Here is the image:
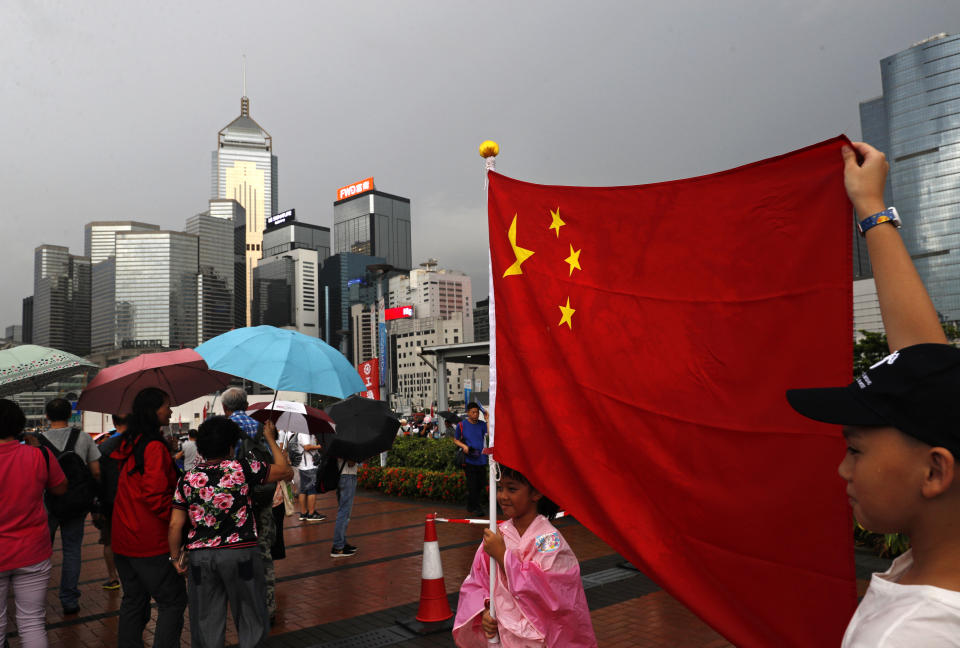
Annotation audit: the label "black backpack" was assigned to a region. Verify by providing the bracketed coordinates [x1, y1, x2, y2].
[96, 433, 125, 519]
[317, 452, 345, 494]
[38, 428, 97, 520]
[286, 433, 303, 469]
[237, 425, 276, 508]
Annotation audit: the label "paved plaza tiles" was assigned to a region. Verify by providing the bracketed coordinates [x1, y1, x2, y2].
[14, 489, 885, 647]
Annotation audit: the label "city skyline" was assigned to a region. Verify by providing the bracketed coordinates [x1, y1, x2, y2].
[2, 2, 958, 328]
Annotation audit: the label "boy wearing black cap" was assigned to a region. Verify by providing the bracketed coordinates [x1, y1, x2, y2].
[787, 142, 960, 646]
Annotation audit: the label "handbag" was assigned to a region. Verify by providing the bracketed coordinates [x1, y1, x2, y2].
[277, 480, 296, 516]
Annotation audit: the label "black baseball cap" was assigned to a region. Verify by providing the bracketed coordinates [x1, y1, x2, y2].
[786, 343, 960, 453]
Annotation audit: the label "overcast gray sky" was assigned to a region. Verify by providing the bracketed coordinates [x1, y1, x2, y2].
[2, 0, 957, 329]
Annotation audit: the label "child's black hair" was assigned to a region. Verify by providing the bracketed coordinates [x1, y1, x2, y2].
[498, 464, 561, 520]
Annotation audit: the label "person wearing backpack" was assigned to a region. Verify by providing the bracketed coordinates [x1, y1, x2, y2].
[109, 388, 186, 648]
[0, 399, 67, 647]
[93, 413, 128, 591]
[37, 397, 100, 616]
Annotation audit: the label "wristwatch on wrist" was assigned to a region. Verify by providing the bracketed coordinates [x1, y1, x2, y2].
[857, 207, 901, 236]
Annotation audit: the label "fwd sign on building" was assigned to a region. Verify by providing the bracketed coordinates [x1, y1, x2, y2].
[337, 177, 374, 201]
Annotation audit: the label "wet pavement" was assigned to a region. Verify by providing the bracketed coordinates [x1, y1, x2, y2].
[13, 488, 883, 647]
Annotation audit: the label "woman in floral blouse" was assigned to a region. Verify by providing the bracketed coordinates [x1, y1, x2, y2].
[168, 416, 292, 648]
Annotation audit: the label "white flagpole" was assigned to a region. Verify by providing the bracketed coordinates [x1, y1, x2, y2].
[479, 140, 500, 645]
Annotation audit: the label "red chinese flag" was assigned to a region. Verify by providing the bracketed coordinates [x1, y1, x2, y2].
[488, 137, 857, 647]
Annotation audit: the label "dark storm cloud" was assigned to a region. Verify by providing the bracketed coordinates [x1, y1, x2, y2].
[1, 0, 956, 326]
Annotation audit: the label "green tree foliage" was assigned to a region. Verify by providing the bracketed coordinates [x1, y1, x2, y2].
[853, 330, 889, 376]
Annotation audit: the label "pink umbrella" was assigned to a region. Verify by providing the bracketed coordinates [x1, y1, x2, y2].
[246, 400, 335, 438]
[78, 349, 233, 415]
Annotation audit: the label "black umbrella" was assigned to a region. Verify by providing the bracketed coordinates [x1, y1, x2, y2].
[438, 411, 461, 425]
[325, 395, 401, 462]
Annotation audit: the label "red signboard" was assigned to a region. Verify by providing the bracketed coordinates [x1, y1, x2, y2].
[384, 305, 414, 321]
[358, 358, 380, 400]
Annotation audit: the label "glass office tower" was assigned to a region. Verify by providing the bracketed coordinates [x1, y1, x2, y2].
[86, 222, 162, 351]
[263, 221, 331, 260]
[85, 222, 160, 264]
[211, 96, 277, 325]
[32, 245, 90, 355]
[317, 252, 385, 358]
[858, 32, 960, 322]
[186, 212, 235, 341]
[334, 190, 412, 271]
[115, 231, 199, 348]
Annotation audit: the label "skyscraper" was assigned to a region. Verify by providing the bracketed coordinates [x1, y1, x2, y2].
[317, 252, 385, 357]
[85, 222, 160, 264]
[211, 93, 277, 325]
[262, 219, 330, 260]
[115, 231, 199, 348]
[91, 257, 117, 352]
[209, 199, 248, 330]
[21, 296, 33, 344]
[87, 222, 162, 352]
[186, 211, 235, 341]
[32, 245, 90, 355]
[857, 32, 960, 322]
[333, 178, 412, 271]
[253, 217, 330, 336]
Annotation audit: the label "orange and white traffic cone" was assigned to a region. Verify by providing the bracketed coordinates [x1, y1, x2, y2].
[415, 513, 453, 622]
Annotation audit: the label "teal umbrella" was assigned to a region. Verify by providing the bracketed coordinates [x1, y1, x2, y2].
[0, 345, 99, 397]
[195, 326, 365, 398]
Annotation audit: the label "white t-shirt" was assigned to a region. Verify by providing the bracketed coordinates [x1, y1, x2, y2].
[842, 549, 960, 647]
[181, 439, 199, 471]
[281, 431, 317, 470]
[338, 458, 358, 475]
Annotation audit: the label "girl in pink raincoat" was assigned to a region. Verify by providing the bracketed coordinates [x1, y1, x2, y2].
[453, 466, 597, 647]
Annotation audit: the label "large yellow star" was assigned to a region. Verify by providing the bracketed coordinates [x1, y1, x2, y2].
[565, 244, 582, 277]
[558, 297, 575, 329]
[503, 214, 535, 278]
[548, 208, 565, 238]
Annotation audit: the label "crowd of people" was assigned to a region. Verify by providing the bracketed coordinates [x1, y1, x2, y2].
[2, 141, 958, 647]
[0, 386, 361, 648]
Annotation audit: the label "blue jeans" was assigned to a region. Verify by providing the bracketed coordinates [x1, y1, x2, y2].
[48, 513, 85, 608]
[333, 473, 357, 549]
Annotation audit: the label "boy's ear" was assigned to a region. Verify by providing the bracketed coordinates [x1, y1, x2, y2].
[921, 447, 956, 498]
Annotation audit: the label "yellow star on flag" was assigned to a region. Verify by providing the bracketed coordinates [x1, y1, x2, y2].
[565, 244, 582, 277]
[503, 214, 535, 278]
[548, 208, 565, 238]
[558, 297, 576, 329]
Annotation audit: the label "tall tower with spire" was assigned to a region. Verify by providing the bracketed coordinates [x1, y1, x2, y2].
[211, 61, 278, 326]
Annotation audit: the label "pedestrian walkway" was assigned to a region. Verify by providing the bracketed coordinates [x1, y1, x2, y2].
[14, 489, 883, 647]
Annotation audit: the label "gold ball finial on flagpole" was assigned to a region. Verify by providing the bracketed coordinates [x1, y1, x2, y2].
[479, 140, 499, 158]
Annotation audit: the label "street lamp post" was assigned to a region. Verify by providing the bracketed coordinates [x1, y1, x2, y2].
[367, 263, 394, 467]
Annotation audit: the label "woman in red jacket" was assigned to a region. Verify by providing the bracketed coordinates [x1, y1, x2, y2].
[110, 387, 187, 648]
